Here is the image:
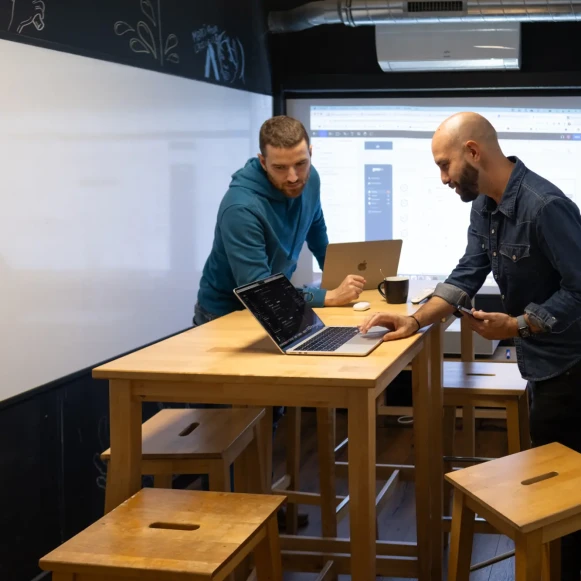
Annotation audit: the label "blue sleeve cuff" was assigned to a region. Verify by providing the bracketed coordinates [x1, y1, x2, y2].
[302, 286, 327, 308]
[433, 282, 474, 317]
[524, 303, 556, 333]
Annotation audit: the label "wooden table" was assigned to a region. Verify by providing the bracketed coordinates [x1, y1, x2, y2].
[93, 290, 448, 581]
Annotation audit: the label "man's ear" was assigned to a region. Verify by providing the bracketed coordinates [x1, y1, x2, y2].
[465, 140, 481, 162]
[309, 145, 313, 157]
[258, 153, 267, 172]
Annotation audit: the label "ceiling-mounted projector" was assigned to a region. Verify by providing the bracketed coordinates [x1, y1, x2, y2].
[375, 22, 521, 72]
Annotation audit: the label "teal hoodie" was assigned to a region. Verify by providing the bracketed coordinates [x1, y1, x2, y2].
[197, 157, 329, 317]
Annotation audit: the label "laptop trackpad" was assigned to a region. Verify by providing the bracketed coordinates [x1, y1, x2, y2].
[330, 326, 385, 355]
[357, 326, 386, 340]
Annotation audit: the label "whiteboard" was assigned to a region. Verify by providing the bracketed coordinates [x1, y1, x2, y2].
[0, 39, 272, 402]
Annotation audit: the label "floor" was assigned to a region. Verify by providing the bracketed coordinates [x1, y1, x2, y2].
[271, 408, 516, 581]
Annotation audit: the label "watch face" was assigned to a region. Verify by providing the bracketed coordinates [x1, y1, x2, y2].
[517, 316, 530, 338]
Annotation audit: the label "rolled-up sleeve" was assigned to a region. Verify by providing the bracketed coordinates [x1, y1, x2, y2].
[525, 197, 581, 333]
[433, 282, 474, 315]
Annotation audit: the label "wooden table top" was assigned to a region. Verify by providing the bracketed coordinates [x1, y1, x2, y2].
[93, 290, 425, 388]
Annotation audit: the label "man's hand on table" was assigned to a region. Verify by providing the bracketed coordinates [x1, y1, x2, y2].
[324, 274, 366, 306]
[358, 312, 420, 342]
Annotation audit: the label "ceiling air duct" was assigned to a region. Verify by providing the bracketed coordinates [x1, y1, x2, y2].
[268, 1, 581, 72]
[268, 0, 581, 33]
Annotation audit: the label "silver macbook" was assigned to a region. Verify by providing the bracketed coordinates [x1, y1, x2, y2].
[321, 239, 403, 291]
[234, 273, 385, 356]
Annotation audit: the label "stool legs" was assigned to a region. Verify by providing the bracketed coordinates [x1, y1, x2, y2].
[245, 424, 266, 494]
[515, 530, 543, 581]
[254, 515, 283, 581]
[448, 489, 555, 581]
[518, 391, 531, 451]
[231, 425, 267, 581]
[506, 401, 524, 455]
[209, 461, 232, 492]
[443, 406, 457, 518]
[542, 539, 561, 581]
[461, 406, 476, 464]
[448, 490, 475, 581]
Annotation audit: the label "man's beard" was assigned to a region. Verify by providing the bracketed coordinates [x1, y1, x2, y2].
[267, 168, 310, 198]
[456, 162, 480, 203]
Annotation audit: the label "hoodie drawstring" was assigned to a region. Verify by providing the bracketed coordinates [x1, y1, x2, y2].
[288, 196, 303, 260]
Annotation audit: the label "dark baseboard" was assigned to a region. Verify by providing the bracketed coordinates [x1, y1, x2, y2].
[0, 325, 197, 581]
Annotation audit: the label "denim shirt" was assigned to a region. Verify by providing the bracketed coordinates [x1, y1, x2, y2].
[434, 157, 581, 381]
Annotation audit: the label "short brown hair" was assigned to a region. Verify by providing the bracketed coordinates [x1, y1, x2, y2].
[259, 116, 310, 156]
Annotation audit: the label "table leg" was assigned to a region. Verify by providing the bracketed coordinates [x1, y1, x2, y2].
[413, 336, 433, 581]
[430, 325, 444, 579]
[347, 390, 376, 581]
[105, 380, 141, 513]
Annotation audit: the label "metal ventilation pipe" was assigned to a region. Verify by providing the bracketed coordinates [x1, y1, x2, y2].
[268, 0, 581, 33]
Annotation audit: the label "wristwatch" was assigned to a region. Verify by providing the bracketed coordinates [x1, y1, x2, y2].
[516, 314, 531, 338]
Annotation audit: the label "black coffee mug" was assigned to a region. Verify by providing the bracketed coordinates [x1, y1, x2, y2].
[377, 276, 409, 304]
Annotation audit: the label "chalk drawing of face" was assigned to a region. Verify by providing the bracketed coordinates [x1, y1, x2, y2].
[215, 31, 245, 84]
[9, 0, 46, 35]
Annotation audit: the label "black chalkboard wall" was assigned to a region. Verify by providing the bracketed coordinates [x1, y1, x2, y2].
[0, 2, 271, 581]
[0, 0, 272, 95]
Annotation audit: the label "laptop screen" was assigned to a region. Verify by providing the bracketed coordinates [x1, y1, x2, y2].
[234, 274, 325, 350]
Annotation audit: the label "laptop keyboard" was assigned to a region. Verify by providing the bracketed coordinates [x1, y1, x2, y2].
[296, 327, 359, 352]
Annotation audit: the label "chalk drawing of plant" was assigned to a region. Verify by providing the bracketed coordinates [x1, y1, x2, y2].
[114, 0, 179, 66]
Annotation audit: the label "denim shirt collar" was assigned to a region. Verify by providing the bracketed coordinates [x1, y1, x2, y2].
[483, 156, 526, 219]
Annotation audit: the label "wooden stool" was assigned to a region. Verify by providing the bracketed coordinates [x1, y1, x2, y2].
[446, 442, 581, 581]
[443, 361, 530, 461]
[443, 362, 530, 519]
[40, 488, 285, 581]
[101, 407, 266, 501]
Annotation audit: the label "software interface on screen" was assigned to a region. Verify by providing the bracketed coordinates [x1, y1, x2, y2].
[288, 99, 581, 288]
[237, 275, 322, 349]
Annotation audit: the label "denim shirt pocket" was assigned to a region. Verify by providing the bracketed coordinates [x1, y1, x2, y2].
[499, 243, 532, 282]
[499, 243, 530, 263]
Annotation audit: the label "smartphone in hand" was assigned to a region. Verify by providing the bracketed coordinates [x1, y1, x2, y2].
[456, 305, 475, 317]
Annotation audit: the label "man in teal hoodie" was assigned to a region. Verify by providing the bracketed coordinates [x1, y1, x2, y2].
[193, 116, 364, 528]
[195, 115, 364, 324]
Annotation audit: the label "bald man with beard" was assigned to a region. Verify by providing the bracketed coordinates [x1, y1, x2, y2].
[360, 112, 581, 581]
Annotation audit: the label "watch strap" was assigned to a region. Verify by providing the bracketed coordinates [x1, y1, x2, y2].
[516, 314, 531, 338]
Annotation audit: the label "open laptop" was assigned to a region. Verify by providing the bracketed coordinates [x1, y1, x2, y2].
[234, 273, 385, 356]
[321, 240, 403, 291]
